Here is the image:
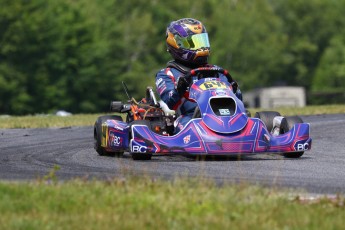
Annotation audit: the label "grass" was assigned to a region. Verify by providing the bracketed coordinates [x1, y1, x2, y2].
[0, 104, 344, 129]
[0, 114, 102, 129]
[0, 176, 344, 230]
[255, 104, 345, 116]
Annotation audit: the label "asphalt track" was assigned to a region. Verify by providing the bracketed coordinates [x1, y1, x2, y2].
[1, 114, 345, 194]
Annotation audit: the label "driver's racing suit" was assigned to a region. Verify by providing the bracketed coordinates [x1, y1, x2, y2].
[155, 60, 242, 133]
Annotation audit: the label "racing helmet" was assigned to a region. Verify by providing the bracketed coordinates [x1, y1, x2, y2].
[166, 18, 210, 65]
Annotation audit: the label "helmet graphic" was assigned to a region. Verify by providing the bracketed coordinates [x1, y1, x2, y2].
[166, 18, 210, 65]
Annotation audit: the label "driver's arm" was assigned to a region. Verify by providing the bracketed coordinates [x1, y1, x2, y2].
[155, 68, 182, 110]
[219, 74, 243, 101]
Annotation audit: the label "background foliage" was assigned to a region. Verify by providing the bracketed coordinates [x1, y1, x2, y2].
[1, 0, 345, 115]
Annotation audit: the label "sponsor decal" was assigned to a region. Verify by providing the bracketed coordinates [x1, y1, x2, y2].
[215, 89, 227, 96]
[101, 124, 108, 147]
[204, 78, 214, 82]
[122, 104, 130, 110]
[109, 131, 122, 147]
[200, 81, 227, 90]
[132, 145, 147, 153]
[294, 140, 310, 151]
[157, 85, 167, 94]
[219, 109, 230, 116]
[186, 24, 202, 33]
[168, 90, 174, 98]
[156, 78, 163, 87]
[183, 135, 191, 144]
[114, 125, 124, 131]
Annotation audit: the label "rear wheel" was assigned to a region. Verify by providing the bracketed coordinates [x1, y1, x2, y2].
[129, 120, 152, 160]
[94, 115, 124, 157]
[254, 111, 281, 132]
[281, 116, 304, 158]
[245, 109, 251, 117]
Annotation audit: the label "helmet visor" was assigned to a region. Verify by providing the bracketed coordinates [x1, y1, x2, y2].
[175, 33, 210, 50]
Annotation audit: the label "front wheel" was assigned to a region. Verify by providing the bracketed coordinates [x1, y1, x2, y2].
[94, 115, 124, 157]
[281, 116, 304, 158]
[129, 120, 152, 160]
[254, 111, 281, 132]
[131, 153, 152, 160]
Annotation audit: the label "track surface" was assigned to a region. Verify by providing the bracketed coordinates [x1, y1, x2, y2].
[1, 114, 345, 194]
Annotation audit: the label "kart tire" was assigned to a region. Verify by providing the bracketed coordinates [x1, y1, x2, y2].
[129, 120, 152, 160]
[281, 116, 304, 158]
[281, 115, 303, 131]
[254, 111, 281, 132]
[94, 115, 124, 157]
[192, 106, 201, 119]
[131, 153, 152, 160]
[245, 109, 251, 117]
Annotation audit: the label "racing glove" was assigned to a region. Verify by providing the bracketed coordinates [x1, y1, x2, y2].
[230, 81, 242, 101]
[176, 76, 190, 96]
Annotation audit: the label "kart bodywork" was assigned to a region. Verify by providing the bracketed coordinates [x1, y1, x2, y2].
[94, 67, 311, 160]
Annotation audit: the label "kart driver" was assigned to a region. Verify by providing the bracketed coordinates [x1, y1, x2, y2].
[155, 18, 242, 133]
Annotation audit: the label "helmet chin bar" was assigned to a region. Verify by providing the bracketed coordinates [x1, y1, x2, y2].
[166, 47, 209, 65]
[192, 56, 208, 65]
[194, 49, 210, 57]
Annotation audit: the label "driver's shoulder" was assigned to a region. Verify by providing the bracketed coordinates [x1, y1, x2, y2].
[156, 66, 183, 77]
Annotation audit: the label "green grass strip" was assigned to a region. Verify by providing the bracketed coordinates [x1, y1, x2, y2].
[1, 105, 345, 129]
[0, 176, 344, 230]
[0, 114, 102, 129]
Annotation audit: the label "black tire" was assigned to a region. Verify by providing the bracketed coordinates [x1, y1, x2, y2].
[192, 106, 201, 119]
[94, 115, 124, 157]
[254, 111, 281, 132]
[245, 109, 251, 117]
[281, 116, 304, 158]
[131, 153, 152, 160]
[129, 120, 152, 160]
[281, 115, 303, 131]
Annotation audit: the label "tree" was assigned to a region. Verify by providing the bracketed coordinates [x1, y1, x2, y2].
[270, 0, 345, 90]
[209, 0, 287, 90]
[312, 36, 345, 92]
[1, 0, 345, 115]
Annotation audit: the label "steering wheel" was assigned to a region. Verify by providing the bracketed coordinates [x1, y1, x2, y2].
[184, 67, 233, 84]
[183, 67, 237, 92]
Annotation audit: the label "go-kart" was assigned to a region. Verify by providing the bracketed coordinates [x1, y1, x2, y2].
[94, 67, 312, 160]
